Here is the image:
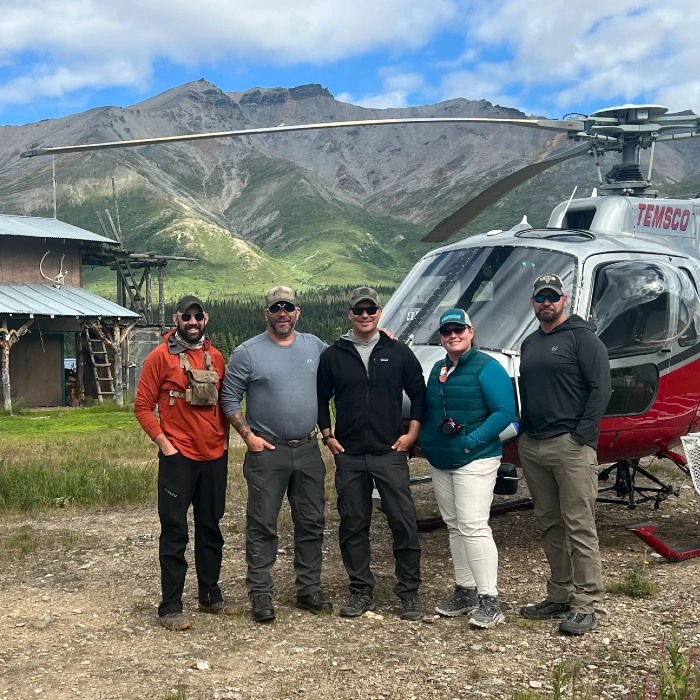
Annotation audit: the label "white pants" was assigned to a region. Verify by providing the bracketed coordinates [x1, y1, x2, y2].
[431, 457, 500, 597]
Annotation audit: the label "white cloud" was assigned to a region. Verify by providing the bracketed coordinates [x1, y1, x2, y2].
[0, 0, 458, 105]
[338, 70, 426, 109]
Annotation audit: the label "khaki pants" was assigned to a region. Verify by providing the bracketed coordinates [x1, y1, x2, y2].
[518, 433, 603, 613]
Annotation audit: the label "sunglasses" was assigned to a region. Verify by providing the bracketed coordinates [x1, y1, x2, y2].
[350, 306, 380, 316]
[267, 301, 297, 314]
[439, 326, 469, 337]
[179, 312, 205, 322]
[533, 293, 563, 304]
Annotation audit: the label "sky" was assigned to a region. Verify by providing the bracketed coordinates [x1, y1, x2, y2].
[0, 0, 698, 126]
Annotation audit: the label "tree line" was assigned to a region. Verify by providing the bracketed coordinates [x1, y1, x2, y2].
[190, 285, 396, 360]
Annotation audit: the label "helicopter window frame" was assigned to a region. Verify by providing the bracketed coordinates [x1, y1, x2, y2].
[603, 363, 659, 418]
[588, 258, 698, 359]
[679, 267, 699, 347]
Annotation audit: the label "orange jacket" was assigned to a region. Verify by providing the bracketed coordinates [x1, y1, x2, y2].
[134, 330, 229, 460]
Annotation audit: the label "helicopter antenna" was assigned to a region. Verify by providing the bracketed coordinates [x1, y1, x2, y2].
[560, 186, 578, 222]
[591, 145, 603, 186]
[647, 138, 657, 182]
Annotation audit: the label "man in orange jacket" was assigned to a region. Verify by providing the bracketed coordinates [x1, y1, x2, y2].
[135, 295, 233, 631]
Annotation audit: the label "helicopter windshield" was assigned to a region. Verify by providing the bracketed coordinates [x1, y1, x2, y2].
[381, 245, 576, 350]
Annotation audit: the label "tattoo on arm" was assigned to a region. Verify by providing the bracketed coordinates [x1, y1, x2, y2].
[230, 412, 251, 439]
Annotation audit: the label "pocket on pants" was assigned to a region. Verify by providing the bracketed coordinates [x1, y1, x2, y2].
[158, 452, 185, 497]
[243, 452, 265, 519]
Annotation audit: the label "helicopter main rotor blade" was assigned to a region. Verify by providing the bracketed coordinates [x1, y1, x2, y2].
[655, 131, 700, 142]
[19, 116, 588, 158]
[420, 144, 591, 243]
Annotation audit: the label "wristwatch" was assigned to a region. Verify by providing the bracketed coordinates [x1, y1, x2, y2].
[322, 434, 334, 444]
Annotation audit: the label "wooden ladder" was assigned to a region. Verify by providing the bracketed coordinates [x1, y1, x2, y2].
[84, 327, 115, 403]
[113, 254, 149, 320]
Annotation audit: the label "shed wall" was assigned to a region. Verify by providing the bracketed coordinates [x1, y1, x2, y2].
[0, 239, 83, 285]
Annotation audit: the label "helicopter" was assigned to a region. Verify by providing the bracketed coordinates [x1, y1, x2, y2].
[20, 102, 700, 560]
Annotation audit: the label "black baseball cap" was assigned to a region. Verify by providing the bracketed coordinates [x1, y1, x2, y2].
[532, 274, 565, 296]
[174, 295, 206, 314]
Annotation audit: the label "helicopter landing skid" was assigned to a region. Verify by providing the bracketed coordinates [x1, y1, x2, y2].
[597, 459, 681, 510]
[626, 523, 700, 561]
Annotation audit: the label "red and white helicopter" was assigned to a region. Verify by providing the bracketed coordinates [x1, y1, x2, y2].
[21, 103, 700, 559]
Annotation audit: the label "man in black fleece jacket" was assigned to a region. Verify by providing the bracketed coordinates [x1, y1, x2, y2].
[317, 287, 426, 621]
[518, 274, 611, 636]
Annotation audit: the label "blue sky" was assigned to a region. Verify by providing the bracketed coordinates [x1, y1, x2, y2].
[0, 0, 697, 126]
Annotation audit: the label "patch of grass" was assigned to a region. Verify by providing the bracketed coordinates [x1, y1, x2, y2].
[2, 525, 38, 554]
[164, 689, 188, 700]
[607, 565, 659, 598]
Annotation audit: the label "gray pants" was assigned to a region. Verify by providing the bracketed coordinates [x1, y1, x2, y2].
[518, 433, 603, 614]
[243, 440, 326, 597]
[335, 451, 421, 599]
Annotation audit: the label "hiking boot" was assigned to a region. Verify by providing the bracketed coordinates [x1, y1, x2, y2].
[435, 584, 478, 617]
[159, 612, 192, 631]
[339, 588, 375, 617]
[296, 591, 333, 614]
[559, 612, 597, 635]
[400, 596, 423, 621]
[198, 600, 239, 616]
[469, 595, 506, 628]
[520, 599, 571, 620]
[251, 593, 275, 623]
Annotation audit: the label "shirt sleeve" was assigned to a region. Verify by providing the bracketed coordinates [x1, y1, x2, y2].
[219, 343, 252, 418]
[134, 348, 164, 441]
[316, 348, 334, 431]
[464, 361, 516, 450]
[402, 345, 427, 423]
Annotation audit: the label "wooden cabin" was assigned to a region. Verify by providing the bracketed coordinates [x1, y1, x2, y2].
[0, 214, 139, 410]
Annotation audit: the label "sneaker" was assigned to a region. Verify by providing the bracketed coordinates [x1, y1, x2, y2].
[469, 595, 506, 629]
[159, 612, 192, 631]
[251, 593, 275, 623]
[559, 612, 597, 635]
[400, 596, 423, 621]
[435, 585, 478, 617]
[520, 599, 571, 620]
[296, 591, 333, 614]
[339, 588, 376, 618]
[198, 600, 239, 616]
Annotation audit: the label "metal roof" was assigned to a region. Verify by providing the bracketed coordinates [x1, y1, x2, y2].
[0, 284, 140, 319]
[0, 214, 115, 244]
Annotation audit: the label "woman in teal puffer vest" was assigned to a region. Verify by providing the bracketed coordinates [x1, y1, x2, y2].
[418, 308, 515, 629]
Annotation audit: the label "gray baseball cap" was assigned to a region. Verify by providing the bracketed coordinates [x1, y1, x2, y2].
[348, 286, 381, 307]
[266, 285, 297, 307]
[532, 274, 565, 296]
[175, 295, 206, 314]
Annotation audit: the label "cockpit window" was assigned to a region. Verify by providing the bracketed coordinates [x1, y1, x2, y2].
[381, 246, 576, 351]
[591, 261, 700, 357]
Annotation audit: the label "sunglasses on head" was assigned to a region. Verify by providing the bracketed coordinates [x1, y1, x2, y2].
[267, 301, 297, 314]
[439, 325, 469, 337]
[350, 305, 380, 316]
[179, 312, 205, 322]
[533, 293, 563, 304]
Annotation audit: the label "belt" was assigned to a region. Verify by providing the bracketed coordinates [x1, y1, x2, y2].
[168, 390, 186, 406]
[252, 430, 317, 448]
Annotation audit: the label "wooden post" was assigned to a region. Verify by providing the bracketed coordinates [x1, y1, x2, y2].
[158, 266, 165, 328]
[76, 331, 85, 405]
[145, 266, 153, 324]
[113, 327, 123, 407]
[1, 319, 11, 413]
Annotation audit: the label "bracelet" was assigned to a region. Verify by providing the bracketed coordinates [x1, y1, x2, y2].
[322, 434, 334, 444]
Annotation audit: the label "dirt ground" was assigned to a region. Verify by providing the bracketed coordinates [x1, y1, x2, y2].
[1, 455, 699, 700]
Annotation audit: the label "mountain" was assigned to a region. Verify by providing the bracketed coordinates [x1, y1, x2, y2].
[2, 79, 700, 300]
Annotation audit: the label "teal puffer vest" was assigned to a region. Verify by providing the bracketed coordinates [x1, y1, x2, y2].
[418, 347, 501, 470]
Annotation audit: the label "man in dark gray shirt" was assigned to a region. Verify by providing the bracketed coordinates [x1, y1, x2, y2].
[220, 286, 330, 623]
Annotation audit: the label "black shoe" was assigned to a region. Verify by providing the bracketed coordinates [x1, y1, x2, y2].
[435, 584, 478, 617]
[400, 596, 423, 621]
[520, 599, 571, 620]
[339, 588, 375, 618]
[251, 593, 275, 623]
[559, 612, 597, 635]
[469, 595, 506, 629]
[296, 591, 333, 614]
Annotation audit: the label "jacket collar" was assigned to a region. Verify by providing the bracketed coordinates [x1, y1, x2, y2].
[336, 329, 393, 351]
[443, 345, 477, 369]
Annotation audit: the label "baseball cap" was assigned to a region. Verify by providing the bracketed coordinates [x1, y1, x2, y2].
[532, 274, 565, 296]
[266, 285, 297, 307]
[439, 308, 472, 330]
[175, 295, 206, 315]
[349, 286, 381, 307]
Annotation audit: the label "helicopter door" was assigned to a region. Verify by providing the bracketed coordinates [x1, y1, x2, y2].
[585, 258, 700, 454]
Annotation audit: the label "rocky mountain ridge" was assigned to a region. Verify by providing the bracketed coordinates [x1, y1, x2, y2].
[1, 79, 699, 298]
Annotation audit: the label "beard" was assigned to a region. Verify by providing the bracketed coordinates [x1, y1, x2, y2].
[176, 324, 205, 343]
[535, 306, 563, 323]
[267, 315, 297, 338]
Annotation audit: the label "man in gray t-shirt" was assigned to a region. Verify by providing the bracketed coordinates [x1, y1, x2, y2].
[220, 285, 330, 623]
